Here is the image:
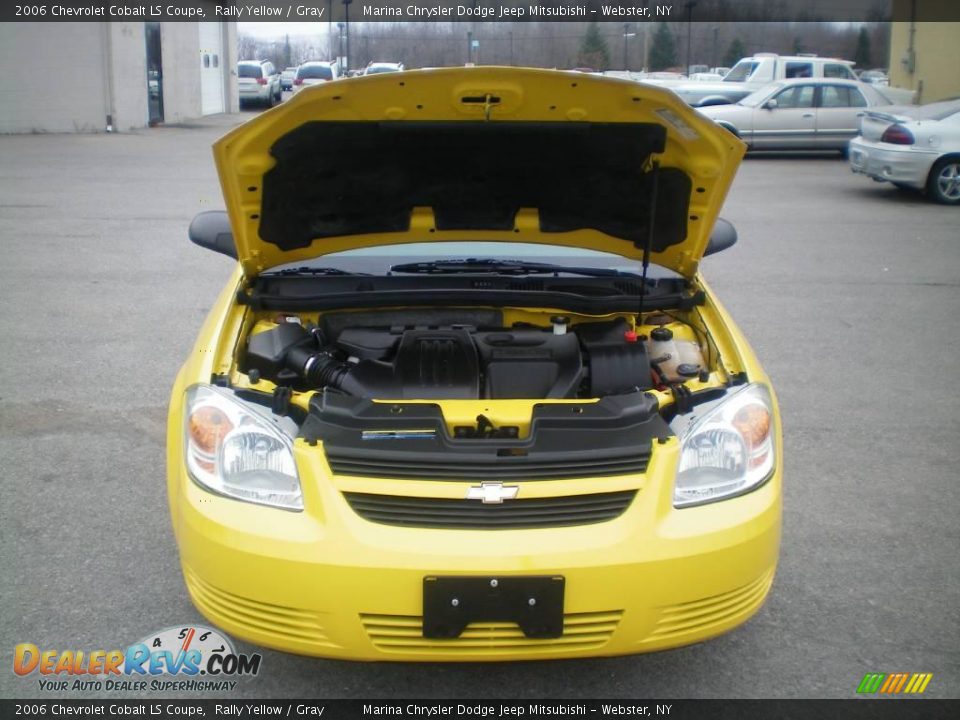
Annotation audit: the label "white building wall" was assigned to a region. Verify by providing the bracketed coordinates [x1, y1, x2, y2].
[0, 23, 107, 133]
[106, 23, 149, 132]
[160, 22, 203, 124]
[0, 21, 236, 134]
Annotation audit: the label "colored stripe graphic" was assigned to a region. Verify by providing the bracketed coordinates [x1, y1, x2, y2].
[857, 672, 932, 694]
[880, 673, 908, 693]
[857, 673, 885, 693]
[903, 673, 933, 694]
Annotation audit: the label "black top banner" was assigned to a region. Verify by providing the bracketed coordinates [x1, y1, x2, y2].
[5, 0, 960, 23]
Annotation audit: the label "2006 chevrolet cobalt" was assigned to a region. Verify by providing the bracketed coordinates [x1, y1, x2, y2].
[168, 67, 781, 660]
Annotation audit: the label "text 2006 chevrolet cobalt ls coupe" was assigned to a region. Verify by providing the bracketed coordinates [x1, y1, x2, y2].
[168, 67, 781, 661]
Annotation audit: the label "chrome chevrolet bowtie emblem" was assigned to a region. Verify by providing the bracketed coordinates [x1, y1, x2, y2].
[466, 481, 519, 504]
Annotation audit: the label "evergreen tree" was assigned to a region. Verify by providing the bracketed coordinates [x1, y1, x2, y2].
[578, 21, 610, 70]
[854, 27, 872, 68]
[723, 38, 746, 68]
[648, 23, 677, 71]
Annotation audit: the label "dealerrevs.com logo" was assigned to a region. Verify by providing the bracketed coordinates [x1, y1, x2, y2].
[857, 672, 934, 695]
[13, 625, 261, 692]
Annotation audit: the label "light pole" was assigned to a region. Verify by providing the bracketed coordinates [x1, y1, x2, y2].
[337, 22, 344, 73]
[326, 0, 332, 60]
[467, 30, 473, 65]
[342, 0, 352, 73]
[684, 1, 697, 76]
[623, 23, 636, 71]
[712, 26, 719, 69]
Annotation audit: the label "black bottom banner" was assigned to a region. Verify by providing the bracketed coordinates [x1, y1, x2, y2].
[2, 699, 958, 720]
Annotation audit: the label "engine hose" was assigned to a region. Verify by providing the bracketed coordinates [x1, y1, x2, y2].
[296, 350, 352, 388]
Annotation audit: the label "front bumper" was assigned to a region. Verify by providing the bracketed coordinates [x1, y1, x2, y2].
[849, 137, 938, 190]
[168, 430, 781, 661]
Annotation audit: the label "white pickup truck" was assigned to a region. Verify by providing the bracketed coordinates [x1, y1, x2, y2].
[648, 54, 915, 107]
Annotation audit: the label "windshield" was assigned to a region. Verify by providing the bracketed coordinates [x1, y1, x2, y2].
[738, 83, 783, 107]
[724, 61, 758, 82]
[366, 65, 399, 74]
[268, 242, 678, 278]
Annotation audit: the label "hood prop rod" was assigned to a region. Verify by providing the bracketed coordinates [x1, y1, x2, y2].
[637, 160, 660, 327]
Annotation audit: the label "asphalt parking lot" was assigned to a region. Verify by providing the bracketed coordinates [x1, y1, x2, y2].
[1, 111, 958, 700]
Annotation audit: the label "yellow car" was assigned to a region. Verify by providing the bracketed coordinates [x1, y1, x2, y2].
[168, 67, 781, 661]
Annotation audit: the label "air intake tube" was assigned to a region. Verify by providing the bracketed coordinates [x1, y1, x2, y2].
[242, 322, 398, 395]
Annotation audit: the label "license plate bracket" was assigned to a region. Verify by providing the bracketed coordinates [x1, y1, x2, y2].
[422, 575, 564, 639]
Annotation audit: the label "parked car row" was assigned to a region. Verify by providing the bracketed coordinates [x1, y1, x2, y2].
[689, 76, 959, 205]
[240, 60, 406, 106]
[645, 54, 914, 108]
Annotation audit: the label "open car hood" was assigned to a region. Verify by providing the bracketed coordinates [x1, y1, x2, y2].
[214, 67, 745, 279]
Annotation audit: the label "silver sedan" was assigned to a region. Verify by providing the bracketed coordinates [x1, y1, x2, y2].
[849, 99, 960, 205]
[697, 79, 894, 151]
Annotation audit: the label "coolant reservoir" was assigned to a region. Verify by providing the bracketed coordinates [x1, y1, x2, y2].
[648, 327, 678, 378]
[646, 326, 705, 382]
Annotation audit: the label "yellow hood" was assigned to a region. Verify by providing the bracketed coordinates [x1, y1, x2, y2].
[213, 67, 745, 279]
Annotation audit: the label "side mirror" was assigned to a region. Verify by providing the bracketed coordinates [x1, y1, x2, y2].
[188, 211, 236, 259]
[763, 98, 778, 110]
[704, 218, 738, 257]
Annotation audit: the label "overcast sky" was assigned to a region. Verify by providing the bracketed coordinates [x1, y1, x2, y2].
[241, 22, 333, 40]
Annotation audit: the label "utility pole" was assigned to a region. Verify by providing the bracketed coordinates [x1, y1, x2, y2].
[712, 26, 719, 69]
[326, 0, 332, 60]
[342, 0, 352, 73]
[684, 2, 697, 75]
[623, 23, 636, 71]
[623, 24, 628, 71]
[509, 31, 514, 66]
[467, 30, 473, 64]
[642, 22, 651, 72]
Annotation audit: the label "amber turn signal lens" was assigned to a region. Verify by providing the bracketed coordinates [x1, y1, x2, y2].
[732, 404, 771, 448]
[188, 406, 234, 455]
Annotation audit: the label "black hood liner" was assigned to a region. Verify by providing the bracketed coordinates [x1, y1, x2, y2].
[259, 121, 691, 252]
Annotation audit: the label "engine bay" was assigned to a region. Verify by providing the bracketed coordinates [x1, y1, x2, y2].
[239, 309, 709, 401]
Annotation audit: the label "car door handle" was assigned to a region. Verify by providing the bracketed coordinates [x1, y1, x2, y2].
[856, 112, 865, 117]
[802, 113, 814, 118]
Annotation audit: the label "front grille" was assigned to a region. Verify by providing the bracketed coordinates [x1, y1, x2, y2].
[361, 611, 622, 655]
[343, 490, 637, 529]
[326, 453, 650, 481]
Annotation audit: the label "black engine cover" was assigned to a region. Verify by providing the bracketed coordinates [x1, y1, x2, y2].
[393, 329, 480, 399]
[473, 330, 583, 399]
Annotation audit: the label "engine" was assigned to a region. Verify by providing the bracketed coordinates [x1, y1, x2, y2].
[241, 315, 652, 400]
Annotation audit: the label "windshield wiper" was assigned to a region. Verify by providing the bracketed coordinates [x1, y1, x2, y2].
[261, 266, 371, 277]
[389, 258, 641, 279]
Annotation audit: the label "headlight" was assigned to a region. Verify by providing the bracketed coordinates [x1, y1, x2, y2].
[184, 384, 302, 511]
[674, 383, 775, 508]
